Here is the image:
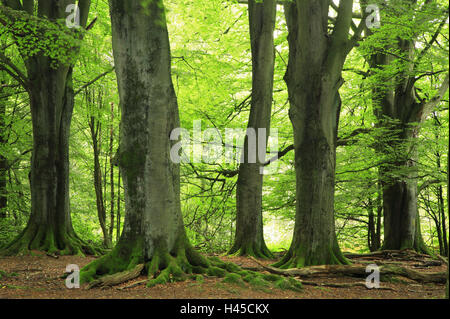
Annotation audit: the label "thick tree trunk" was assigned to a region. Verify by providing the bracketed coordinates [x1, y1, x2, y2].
[381, 174, 428, 253]
[273, 0, 353, 268]
[3, 67, 93, 255]
[228, 0, 276, 259]
[1, 0, 94, 256]
[81, 0, 211, 285]
[374, 116, 429, 253]
[366, 31, 448, 254]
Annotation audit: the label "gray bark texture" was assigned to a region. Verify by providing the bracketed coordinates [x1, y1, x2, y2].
[229, 0, 276, 259]
[1, 0, 95, 255]
[273, 0, 355, 268]
[81, 0, 211, 285]
[368, 33, 449, 253]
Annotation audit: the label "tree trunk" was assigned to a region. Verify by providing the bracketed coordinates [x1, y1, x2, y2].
[368, 59, 422, 252]
[116, 170, 121, 242]
[81, 0, 212, 285]
[3, 67, 93, 255]
[273, 0, 353, 268]
[228, 0, 276, 259]
[1, 0, 94, 256]
[0, 79, 7, 219]
[446, 140, 449, 297]
[108, 102, 115, 244]
[89, 112, 111, 248]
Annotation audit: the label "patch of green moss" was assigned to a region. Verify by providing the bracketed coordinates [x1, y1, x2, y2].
[238, 270, 252, 277]
[189, 274, 204, 283]
[222, 273, 245, 287]
[206, 266, 226, 278]
[262, 273, 280, 282]
[274, 277, 303, 292]
[224, 262, 241, 273]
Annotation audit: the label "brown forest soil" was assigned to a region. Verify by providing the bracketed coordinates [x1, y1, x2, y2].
[0, 252, 447, 299]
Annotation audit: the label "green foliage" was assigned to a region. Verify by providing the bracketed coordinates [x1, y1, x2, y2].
[0, 0, 448, 259]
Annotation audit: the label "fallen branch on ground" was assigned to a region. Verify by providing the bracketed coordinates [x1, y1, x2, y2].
[300, 280, 395, 290]
[87, 264, 144, 289]
[249, 257, 447, 284]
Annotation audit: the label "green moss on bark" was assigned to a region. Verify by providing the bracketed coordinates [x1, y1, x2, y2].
[0, 225, 98, 257]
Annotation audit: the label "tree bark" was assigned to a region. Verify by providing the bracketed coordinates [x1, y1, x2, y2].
[1, 1, 95, 255]
[273, 0, 354, 268]
[0, 74, 7, 219]
[228, 0, 276, 259]
[89, 107, 111, 248]
[81, 0, 212, 285]
[108, 102, 115, 244]
[368, 42, 448, 253]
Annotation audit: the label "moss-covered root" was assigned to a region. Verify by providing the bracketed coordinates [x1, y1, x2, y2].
[0, 227, 100, 257]
[80, 238, 212, 288]
[228, 242, 274, 259]
[272, 243, 350, 269]
[81, 240, 302, 292]
[209, 256, 303, 292]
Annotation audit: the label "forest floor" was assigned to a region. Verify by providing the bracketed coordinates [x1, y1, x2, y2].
[0, 251, 447, 299]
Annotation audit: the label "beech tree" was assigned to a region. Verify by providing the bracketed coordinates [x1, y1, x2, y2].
[228, 0, 276, 259]
[363, 0, 449, 252]
[81, 0, 227, 284]
[80, 0, 303, 291]
[0, 0, 95, 255]
[274, 0, 363, 268]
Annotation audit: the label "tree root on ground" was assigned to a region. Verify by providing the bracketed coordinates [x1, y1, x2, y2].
[300, 281, 395, 290]
[81, 241, 303, 292]
[250, 257, 447, 284]
[1, 228, 101, 257]
[344, 249, 431, 260]
[88, 264, 145, 289]
[227, 242, 274, 259]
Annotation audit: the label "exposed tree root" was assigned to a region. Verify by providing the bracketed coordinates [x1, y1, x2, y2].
[251, 257, 447, 284]
[300, 280, 395, 290]
[0, 227, 100, 256]
[272, 241, 350, 268]
[228, 241, 274, 259]
[80, 238, 303, 291]
[344, 249, 431, 259]
[88, 264, 144, 289]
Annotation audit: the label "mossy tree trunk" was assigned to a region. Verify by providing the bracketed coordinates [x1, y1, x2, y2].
[273, 0, 356, 268]
[367, 36, 449, 253]
[229, 0, 276, 259]
[81, 0, 213, 285]
[1, 0, 94, 255]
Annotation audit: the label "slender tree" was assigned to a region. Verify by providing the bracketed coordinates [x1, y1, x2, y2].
[87, 89, 111, 248]
[0, 72, 7, 219]
[273, 0, 363, 268]
[0, 0, 95, 255]
[228, 0, 276, 259]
